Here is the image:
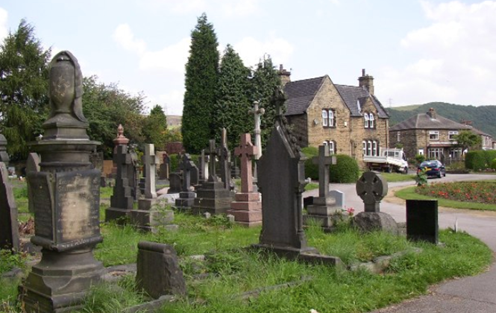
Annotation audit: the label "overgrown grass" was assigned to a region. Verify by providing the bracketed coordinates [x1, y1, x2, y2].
[396, 186, 496, 211]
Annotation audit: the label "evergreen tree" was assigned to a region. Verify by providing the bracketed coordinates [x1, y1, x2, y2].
[143, 104, 168, 150]
[249, 56, 281, 150]
[0, 20, 51, 160]
[214, 44, 251, 150]
[182, 13, 219, 153]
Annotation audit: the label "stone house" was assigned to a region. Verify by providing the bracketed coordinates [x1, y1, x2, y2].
[389, 108, 493, 162]
[281, 67, 389, 167]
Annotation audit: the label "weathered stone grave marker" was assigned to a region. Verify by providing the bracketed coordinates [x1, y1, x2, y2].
[0, 162, 19, 252]
[303, 145, 341, 231]
[159, 152, 170, 180]
[0, 134, 9, 164]
[227, 133, 262, 227]
[218, 128, 232, 191]
[175, 153, 197, 209]
[192, 139, 232, 215]
[26, 152, 41, 214]
[136, 241, 186, 299]
[22, 50, 103, 312]
[167, 171, 181, 194]
[406, 199, 438, 244]
[354, 171, 398, 234]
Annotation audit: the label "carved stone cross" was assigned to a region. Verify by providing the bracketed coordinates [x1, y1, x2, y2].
[249, 101, 265, 160]
[356, 171, 388, 212]
[235, 133, 258, 193]
[206, 139, 218, 182]
[142, 144, 158, 199]
[179, 153, 195, 192]
[312, 145, 334, 198]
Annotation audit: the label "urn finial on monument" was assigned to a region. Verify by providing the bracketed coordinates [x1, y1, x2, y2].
[42, 50, 89, 140]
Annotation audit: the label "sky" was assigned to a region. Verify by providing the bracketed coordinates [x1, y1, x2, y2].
[2, 0, 496, 116]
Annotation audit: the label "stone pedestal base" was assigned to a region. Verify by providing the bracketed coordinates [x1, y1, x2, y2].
[21, 249, 103, 313]
[227, 192, 262, 227]
[304, 197, 343, 231]
[192, 181, 232, 215]
[353, 212, 398, 234]
[130, 199, 175, 233]
[174, 191, 196, 210]
[104, 207, 132, 224]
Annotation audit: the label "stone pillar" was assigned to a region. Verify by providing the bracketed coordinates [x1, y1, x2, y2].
[21, 51, 103, 313]
[250, 101, 264, 191]
[227, 133, 262, 227]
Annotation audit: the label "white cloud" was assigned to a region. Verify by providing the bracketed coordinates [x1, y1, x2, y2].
[221, 0, 260, 17]
[143, 0, 260, 17]
[234, 34, 294, 67]
[381, 1, 496, 106]
[0, 8, 8, 42]
[113, 24, 146, 55]
[139, 37, 190, 73]
[155, 89, 185, 116]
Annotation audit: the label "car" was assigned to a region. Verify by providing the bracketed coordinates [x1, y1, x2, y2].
[417, 160, 446, 178]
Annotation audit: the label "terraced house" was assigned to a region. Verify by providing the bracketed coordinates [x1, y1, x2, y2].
[280, 67, 389, 167]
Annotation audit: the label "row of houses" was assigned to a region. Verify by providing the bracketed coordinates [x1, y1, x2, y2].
[280, 66, 495, 167]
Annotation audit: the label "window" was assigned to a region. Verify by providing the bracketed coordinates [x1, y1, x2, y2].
[418, 149, 424, 156]
[428, 148, 443, 160]
[363, 140, 379, 156]
[364, 114, 369, 128]
[323, 140, 336, 154]
[369, 113, 375, 128]
[322, 109, 335, 128]
[396, 132, 400, 142]
[372, 141, 377, 156]
[429, 131, 439, 140]
[367, 140, 372, 156]
[362, 141, 366, 156]
[448, 131, 458, 140]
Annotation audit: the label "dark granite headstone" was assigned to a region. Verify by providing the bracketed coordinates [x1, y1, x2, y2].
[0, 162, 19, 252]
[175, 153, 196, 209]
[136, 241, 186, 299]
[406, 199, 438, 244]
[167, 172, 181, 194]
[159, 153, 170, 180]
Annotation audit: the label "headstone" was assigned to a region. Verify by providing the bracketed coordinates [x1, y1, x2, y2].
[0, 162, 19, 252]
[353, 171, 398, 234]
[192, 140, 233, 215]
[21, 51, 104, 312]
[0, 134, 10, 165]
[175, 153, 197, 209]
[254, 87, 317, 255]
[136, 241, 186, 299]
[89, 150, 103, 173]
[227, 133, 262, 227]
[128, 146, 140, 200]
[329, 190, 345, 209]
[190, 164, 200, 187]
[406, 199, 438, 244]
[218, 128, 232, 191]
[167, 172, 181, 194]
[131, 144, 164, 232]
[26, 153, 41, 214]
[198, 149, 209, 185]
[303, 145, 341, 231]
[159, 152, 170, 180]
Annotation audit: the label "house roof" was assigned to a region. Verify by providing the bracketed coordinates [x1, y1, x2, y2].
[389, 112, 473, 131]
[283, 76, 389, 118]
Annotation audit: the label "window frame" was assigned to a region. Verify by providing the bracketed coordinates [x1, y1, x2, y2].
[429, 131, 440, 141]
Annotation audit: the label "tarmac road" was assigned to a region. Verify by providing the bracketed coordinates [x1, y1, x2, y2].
[304, 173, 496, 313]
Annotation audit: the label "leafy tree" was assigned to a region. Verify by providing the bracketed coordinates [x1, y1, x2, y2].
[0, 20, 51, 160]
[453, 130, 482, 152]
[182, 13, 219, 153]
[142, 104, 167, 150]
[82, 76, 145, 158]
[213, 44, 252, 150]
[248, 56, 281, 150]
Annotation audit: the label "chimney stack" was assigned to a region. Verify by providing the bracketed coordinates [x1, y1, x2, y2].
[278, 64, 291, 87]
[427, 108, 437, 119]
[358, 68, 374, 95]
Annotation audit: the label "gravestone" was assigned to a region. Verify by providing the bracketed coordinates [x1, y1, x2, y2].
[192, 140, 232, 215]
[21, 51, 104, 312]
[190, 163, 200, 187]
[198, 149, 209, 185]
[26, 153, 41, 214]
[159, 152, 170, 180]
[131, 144, 166, 232]
[0, 133, 10, 164]
[227, 133, 262, 227]
[254, 87, 317, 256]
[128, 145, 140, 200]
[406, 199, 438, 244]
[218, 128, 232, 191]
[353, 171, 398, 234]
[167, 172, 181, 194]
[329, 190, 345, 209]
[303, 145, 340, 231]
[0, 162, 19, 252]
[136, 241, 186, 299]
[175, 153, 197, 209]
[250, 101, 264, 191]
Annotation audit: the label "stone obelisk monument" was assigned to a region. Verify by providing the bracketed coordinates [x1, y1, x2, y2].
[21, 51, 104, 312]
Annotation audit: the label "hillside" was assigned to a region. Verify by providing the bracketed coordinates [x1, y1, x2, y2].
[387, 102, 496, 138]
[167, 115, 182, 128]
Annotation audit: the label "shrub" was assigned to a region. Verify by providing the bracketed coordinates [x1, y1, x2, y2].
[302, 147, 319, 180]
[491, 158, 496, 170]
[415, 154, 425, 164]
[329, 154, 359, 183]
[483, 150, 496, 167]
[465, 151, 486, 171]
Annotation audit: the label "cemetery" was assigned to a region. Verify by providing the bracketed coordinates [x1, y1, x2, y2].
[0, 22, 495, 312]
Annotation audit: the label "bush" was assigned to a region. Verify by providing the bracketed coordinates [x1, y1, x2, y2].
[491, 158, 496, 170]
[302, 147, 319, 180]
[465, 151, 486, 171]
[329, 154, 359, 183]
[415, 154, 425, 164]
[483, 150, 496, 167]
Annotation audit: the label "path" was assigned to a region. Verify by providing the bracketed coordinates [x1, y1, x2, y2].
[304, 173, 496, 313]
